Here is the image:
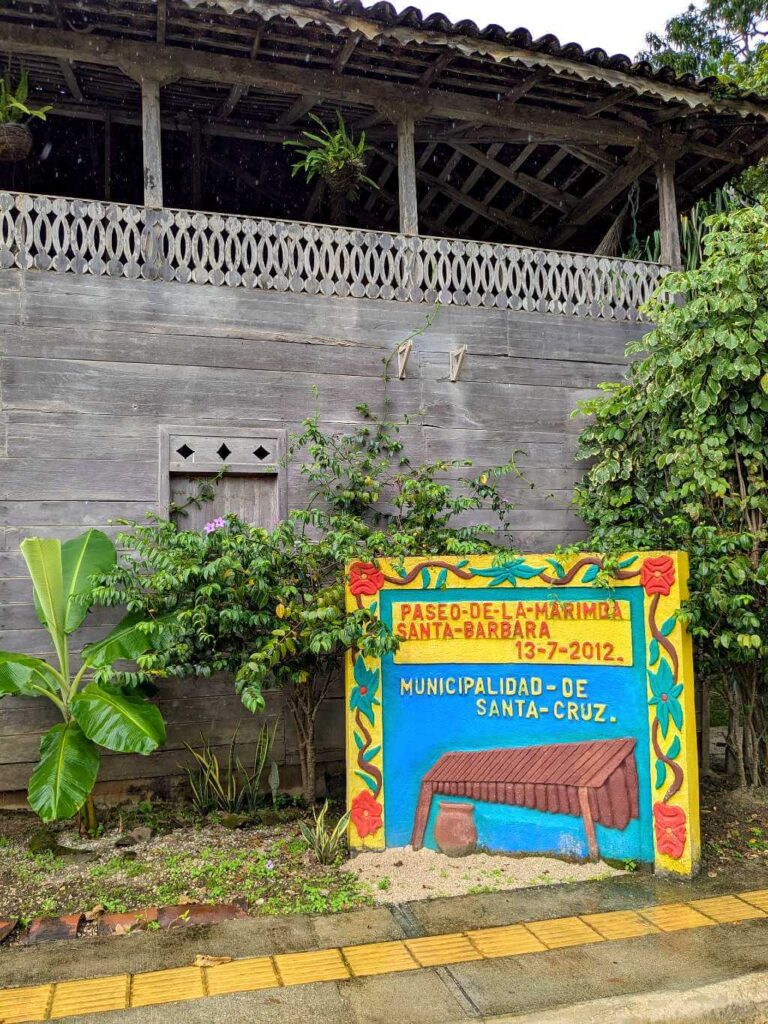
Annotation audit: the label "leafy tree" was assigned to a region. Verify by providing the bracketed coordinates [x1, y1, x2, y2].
[575, 203, 768, 787]
[0, 530, 166, 825]
[640, 1, 768, 76]
[90, 408, 518, 803]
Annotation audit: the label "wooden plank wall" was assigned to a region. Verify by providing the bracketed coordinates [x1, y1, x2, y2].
[0, 268, 647, 802]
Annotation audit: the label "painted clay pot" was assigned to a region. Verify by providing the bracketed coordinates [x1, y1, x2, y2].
[433, 801, 477, 857]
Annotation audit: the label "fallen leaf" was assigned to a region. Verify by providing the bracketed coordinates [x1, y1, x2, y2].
[175, 894, 195, 905]
[113, 923, 134, 936]
[194, 955, 233, 968]
[84, 905, 104, 922]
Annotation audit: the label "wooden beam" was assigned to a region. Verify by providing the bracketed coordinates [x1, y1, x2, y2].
[47, 0, 83, 102]
[278, 95, 319, 127]
[334, 30, 363, 73]
[436, 143, 503, 229]
[141, 77, 163, 207]
[191, 119, 202, 208]
[1, 25, 652, 147]
[561, 144, 618, 175]
[377, 146, 543, 243]
[103, 109, 111, 201]
[580, 90, 629, 118]
[397, 117, 418, 235]
[452, 143, 579, 211]
[552, 149, 655, 246]
[156, 0, 167, 45]
[217, 22, 264, 120]
[457, 142, 536, 234]
[418, 52, 453, 88]
[578, 787, 599, 861]
[503, 68, 547, 103]
[657, 137, 682, 269]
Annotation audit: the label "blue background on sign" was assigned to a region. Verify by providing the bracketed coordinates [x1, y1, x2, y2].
[378, 586, 652, 862]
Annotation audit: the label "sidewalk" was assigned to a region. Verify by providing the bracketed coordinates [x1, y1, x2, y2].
[1, 862, 768, 1023]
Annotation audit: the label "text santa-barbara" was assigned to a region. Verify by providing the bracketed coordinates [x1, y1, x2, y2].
[394, 598, 626, 642]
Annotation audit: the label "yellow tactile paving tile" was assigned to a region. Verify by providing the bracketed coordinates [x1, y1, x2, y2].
[690, 895, 767, 924]
[204, 956, 279, 996]
[580, 910, 660, 940]
[4, 888, 768, 1023]
[274, 947, 349, 986]
[0, 984, 52, 1024]
[406, 932, 483, 967]
[343, 940, 419, 977]
[639, 903, 717, 932]
[49, 974, 130, 1019]
[130, 966, 205, 1007]
[525, 915, 605, 949]
[466, 923, 547, 958]
[738, 889, 768, 913]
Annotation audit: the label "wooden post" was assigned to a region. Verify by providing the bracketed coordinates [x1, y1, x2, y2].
[103, 110, 112, 201]
[397, 116, 419, 236]
[141, 76, 163, 207]
[578, 786, 599, 861]
[656, 139, 682, 270]
[191, 119, 202, 209]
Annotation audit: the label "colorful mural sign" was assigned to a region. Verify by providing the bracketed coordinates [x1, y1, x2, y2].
[344, 553, 700, 877]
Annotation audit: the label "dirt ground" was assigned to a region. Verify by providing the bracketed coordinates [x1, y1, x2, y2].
[0, 774, 764, 929]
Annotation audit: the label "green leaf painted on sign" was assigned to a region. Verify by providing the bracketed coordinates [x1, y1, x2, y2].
[545, 558, 566, 579]
[649, 638, 659, 664]
[421, 568, 431, 589]
[581, 564, 600, 583]
[655, 758, 667, 790]
[353, 732, 364, 750]
[618, 555, 638, 568]
[666, 735, 681, 760]
[362, 744, 381, 762]
[660, 615, 676, 636]
[354, 770, 378, 794]
[436, 569, 448, 590]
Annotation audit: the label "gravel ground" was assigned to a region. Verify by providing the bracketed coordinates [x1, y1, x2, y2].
[344, 846, 622, 904]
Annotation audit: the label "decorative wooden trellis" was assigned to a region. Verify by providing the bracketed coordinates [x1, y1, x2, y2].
[0, 191, 665, 321]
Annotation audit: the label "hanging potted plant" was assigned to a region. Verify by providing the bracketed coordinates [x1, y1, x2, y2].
[0, 70, 52, 162]
[285, 111, 377, 223]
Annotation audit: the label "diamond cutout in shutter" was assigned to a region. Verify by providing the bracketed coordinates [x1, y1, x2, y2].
[217, 443, 232, 460]
[176, 444, 194, 459]
[253, 446, 270, 461]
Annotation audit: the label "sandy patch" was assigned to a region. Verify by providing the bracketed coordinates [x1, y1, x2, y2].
[344, 846, 622, 904]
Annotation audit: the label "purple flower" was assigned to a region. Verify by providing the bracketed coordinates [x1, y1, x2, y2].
[266, 859, 274, 870]
[203, 521, 217, 534]
[214, 517, 226, 528]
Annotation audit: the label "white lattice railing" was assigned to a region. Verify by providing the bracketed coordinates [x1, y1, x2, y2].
[0, 191, 665, 320]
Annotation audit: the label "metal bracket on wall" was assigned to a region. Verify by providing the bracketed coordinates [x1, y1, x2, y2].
[397, 339, 413, 379]
[449, 345, 467, 382]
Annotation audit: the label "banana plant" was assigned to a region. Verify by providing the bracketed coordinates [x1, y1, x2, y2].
[0, 530, 166, 824]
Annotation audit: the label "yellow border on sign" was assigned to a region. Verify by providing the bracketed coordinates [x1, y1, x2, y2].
[344, 552, 699, 876]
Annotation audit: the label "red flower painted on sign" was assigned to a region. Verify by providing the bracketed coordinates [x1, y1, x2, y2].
[350, 790, 383, 838]
[348, 562, 385, 597]
[653, 802, 687, 859]
[641, 556, 676, 597]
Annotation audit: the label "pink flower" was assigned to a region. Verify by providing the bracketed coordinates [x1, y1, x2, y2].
[204, 521, 217, 534]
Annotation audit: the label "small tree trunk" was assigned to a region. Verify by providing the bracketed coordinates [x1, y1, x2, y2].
[84, 795, 97, 835]
[725, 678, 747, 788]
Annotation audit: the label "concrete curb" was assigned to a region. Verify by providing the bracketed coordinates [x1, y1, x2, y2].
[479, 969, 768, 1023]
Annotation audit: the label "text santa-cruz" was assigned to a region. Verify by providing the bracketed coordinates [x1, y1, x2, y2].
[398, 675, 610, 721]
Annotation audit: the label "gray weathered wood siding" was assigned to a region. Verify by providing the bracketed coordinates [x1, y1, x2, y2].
[0, 268, 647, 802]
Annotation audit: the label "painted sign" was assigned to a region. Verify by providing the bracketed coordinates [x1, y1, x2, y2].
[345, 553, 699, 877]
